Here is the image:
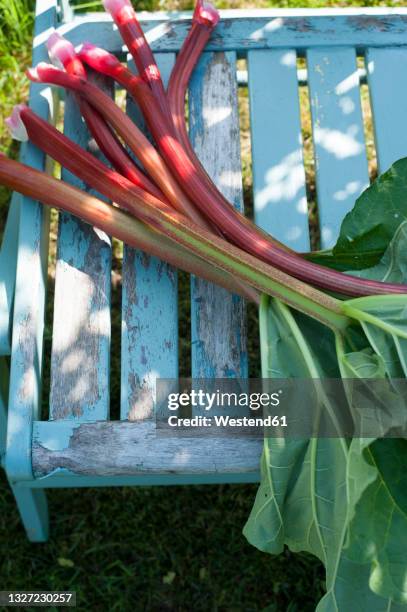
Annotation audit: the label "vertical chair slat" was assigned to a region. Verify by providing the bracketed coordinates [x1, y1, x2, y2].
[6, 0, 57, 481]
[49, 74, 112, 421]
[0, 193, 20, 356]
[366, 47, 407, 173]
[121, 54, 178, 421]
[189, 51, 248, 379]
[0, 359, 8, 466]
[307, 47, 369, 248]
[248, 48, 309, 251]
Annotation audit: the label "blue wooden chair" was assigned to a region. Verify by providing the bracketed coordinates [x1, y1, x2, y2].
[2, 0, 407, 541]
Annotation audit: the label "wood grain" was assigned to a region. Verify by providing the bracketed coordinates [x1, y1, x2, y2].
[32, 420, 262, 477]
[49, 73, 112, 421]
[121, 54, 178, 421]
[6, 0, 57, 481]
[60, 10, 407, 56]
[366, 47, 407, 173]
[189, 51, 248, 381]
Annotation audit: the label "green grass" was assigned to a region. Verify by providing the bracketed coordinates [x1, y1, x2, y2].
[0, 475, 326, 610]
[0, 0, 35, 232]
[0, 0, 403, 610]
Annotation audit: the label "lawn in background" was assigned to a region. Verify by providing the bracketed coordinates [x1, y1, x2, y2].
[0, 1, 403, 610]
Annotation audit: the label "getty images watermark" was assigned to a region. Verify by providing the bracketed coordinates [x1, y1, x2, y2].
[166, 387, 287, 429]
[155, 378, 407, 438]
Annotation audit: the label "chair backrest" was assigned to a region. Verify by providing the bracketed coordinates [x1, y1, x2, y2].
[8, 4, 407, 480]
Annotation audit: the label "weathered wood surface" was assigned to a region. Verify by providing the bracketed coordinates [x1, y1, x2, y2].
[6, 0, 57, 482]
[0, 359, 8, 466]
[366, 47, 407, 173]
[248, 48, 309, 250]
[121, 54, 178, 421]
[307, 47, 369, 249]
[49, 73, 112, 421]
[0, 193, 20, 355]
[32, 420, 262, 477]
[59, 10, 407, 56]
[189, 51, 248, 380]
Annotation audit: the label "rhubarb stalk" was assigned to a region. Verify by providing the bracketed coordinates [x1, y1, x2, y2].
[103, 0, 173, 127]
[31, 61, 407, 297]
[0, 154, 254, 298]
[0, 154, 349, 331]
[167, 0, 219, 158]
[9, 104, 259, 303]
[27, 62, 211, 227]
[47, 31, 164, 200]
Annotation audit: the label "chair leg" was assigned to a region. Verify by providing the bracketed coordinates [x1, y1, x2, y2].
[10, 486, 49, 542]
[1, 359, 49, 543]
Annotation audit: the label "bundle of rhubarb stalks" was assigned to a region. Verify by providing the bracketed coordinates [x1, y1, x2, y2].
[2, 2, 407, 607]
[1, 0, 406, 322]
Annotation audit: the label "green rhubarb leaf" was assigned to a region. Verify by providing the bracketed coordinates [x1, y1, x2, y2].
[244, 296, 399, 611]
[347, 221, 407, 283]
[247, 164, 407, 610]
[307, 159, 407, 271]
[338, 242, 407, 605]
[333, 157, 407, 269]
[244, 296, 342, 556]
[246, 287, 407, 610]
[343, 295, 407, 380]
[346, 439, 407, 604]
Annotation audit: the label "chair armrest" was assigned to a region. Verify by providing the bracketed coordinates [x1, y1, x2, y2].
[0, 194, 21, 356]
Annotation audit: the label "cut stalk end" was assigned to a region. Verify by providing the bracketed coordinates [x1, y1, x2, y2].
[103, 0, 135, 23]
[194, 0, 220, 26]
[6, 105, 29, 142]
[47, 31, 75, 67]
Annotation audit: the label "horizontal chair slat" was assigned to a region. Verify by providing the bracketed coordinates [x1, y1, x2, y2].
[58, 10, 407, 56]
[32, 421, 262, 477]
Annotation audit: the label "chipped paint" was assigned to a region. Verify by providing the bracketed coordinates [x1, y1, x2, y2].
[49, 75, 112, 421]
[120, 55, 178, 421]
[189, 50, 248, 381]
[32, 420, 262, 477]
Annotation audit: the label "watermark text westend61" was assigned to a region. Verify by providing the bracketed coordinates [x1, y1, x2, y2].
[156, 378, 407, 438]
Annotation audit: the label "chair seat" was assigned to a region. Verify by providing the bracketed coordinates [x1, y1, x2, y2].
[7, 2, 407, 490]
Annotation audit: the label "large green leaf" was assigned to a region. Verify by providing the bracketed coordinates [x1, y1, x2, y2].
[346, 438, 407, 604]
[246, 158, 407, 609]
[347, 221, 407, 283]
[307, 159, 407, 271]
[246, 276, 407, 608]
[244, 297, 401, 610]
[333, 157, 407, 268]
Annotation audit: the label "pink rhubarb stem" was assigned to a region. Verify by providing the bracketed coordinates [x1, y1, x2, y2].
[66, 54, 407, 297]
[0, 155, 256, 299]
[47, 31, 164, 200]
[166, 1, 250, 219]
[103, 0, 173, 128]
[10, 105, 259, 303]
[167, 0, 219, 157]
[27, 63, 210, 227]
[79, 102, 165, 200]
[0, 154, 350, 330]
